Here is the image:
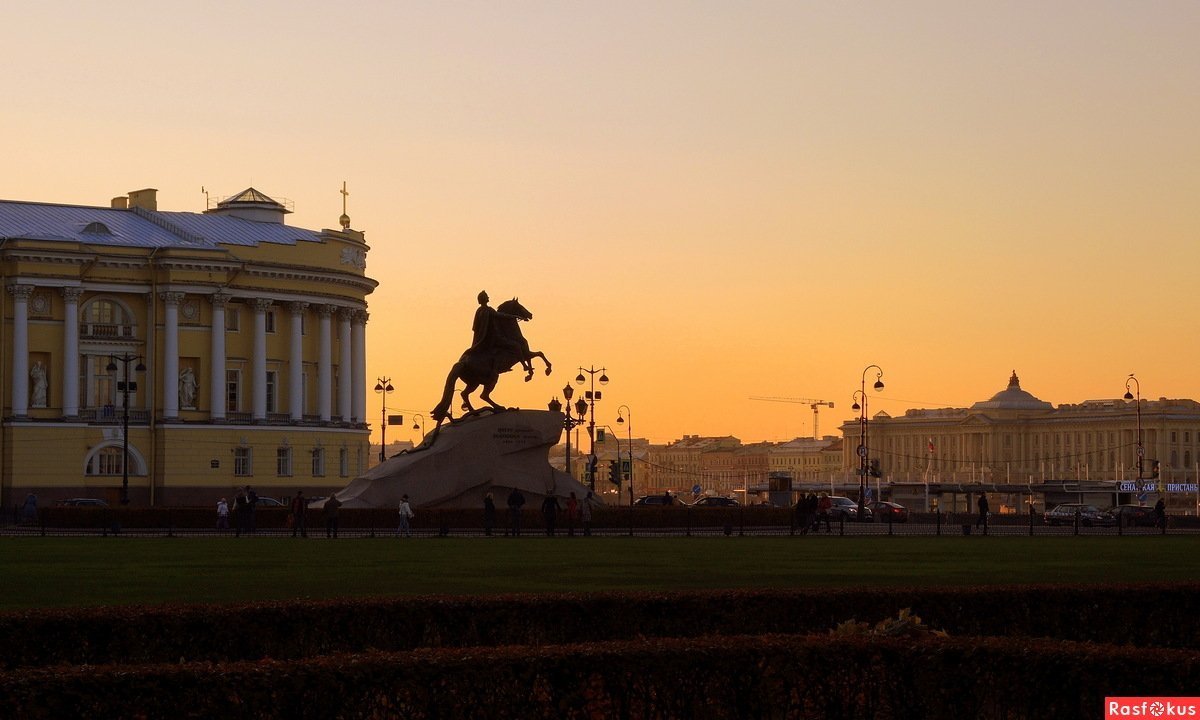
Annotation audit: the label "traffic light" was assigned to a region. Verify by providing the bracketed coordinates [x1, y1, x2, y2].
[869, 459, 882, 478]
[608, 460, 622, 485]
[1150, 460, 1160, 479]
[586, 455, 597, 478]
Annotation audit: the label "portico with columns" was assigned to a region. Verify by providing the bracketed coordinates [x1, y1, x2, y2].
[1, 185, 378, 506]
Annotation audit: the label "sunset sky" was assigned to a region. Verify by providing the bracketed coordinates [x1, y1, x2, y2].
[4, 2, 1198, 445]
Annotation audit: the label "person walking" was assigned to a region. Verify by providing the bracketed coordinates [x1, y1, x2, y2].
[817, 493, 833, 533]
[245, 486, 258, 533]
[397, 495, 414, 538]
[483, 492, 496, 536]
[324, 493, 343, 538]
[581, 491, 593, 536]
[507, 488, 525, 536]
[290, 491, 308, 538]
[565, 492, 579, 537]
[976, 493, 990, 531]
[216, 497, 230, 531]
[21, 492, 38, 525]
[794, 495, 811, 536]
[542, 494, 561, 537]
[233, 489, 249, 537]
[1154, 497, 1167, 530]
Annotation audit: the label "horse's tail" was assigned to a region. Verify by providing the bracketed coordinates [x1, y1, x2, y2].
[431, 363, 463, 422]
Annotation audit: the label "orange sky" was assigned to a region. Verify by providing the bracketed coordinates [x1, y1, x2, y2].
[3, 2, 1199, 444]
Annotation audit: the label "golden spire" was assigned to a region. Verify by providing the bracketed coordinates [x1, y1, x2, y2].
[339, 181, 351, 230]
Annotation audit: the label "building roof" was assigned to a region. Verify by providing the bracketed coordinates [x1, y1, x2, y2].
[970, 371, 1053, 412]
[0, 192, 322, 249]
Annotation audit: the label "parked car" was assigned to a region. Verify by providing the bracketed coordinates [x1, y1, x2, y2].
[55, 498, 109, 507]
[634, 494, 678, 507]
[869, 501, 908, 523]
[1043, 503, 1115, 527]
[1108, 504, 1157, 527]
[827, 496, 873, 522]
[692, 496, 740, 508]
[254, 496, 285, 508]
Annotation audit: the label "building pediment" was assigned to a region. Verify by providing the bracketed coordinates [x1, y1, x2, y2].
[960, 414, 995, 426]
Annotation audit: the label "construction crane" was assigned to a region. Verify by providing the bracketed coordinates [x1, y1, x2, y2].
[749, 397, 835, 439]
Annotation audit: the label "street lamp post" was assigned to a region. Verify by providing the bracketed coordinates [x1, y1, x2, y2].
[374, 377, 394, 462]
[411, 413, 426, 441]
[106, 354, 145, 505]
[617, 405, 633, 506]
[851, 364, 885, 518]
[548, 384, 585, 479]
[1124, 374, 1144, 485]
[575, 366, 609, 492]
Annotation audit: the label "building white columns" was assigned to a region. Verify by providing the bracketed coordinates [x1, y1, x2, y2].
[338, 308, 353, 422]
[352, 309, 367, 424]
[289, 302, 307, 421]
[7, 285, 32, 417]
[318, 304, 335, 423]
[61, 287, 83, 417]
[252, 298, 273, 421]
[161, 292, 184, 419]
[209, 293, 229, 420]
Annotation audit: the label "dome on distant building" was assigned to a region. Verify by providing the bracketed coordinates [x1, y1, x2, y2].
[970, 371, 1053, 411]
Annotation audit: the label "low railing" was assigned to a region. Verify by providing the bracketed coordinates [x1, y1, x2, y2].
[79, 407, 150, 424]
[79, 323, 137, 340]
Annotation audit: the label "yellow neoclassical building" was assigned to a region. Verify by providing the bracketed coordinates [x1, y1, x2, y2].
[838, 372, 1200, 512]
[0, 187, 378, 506]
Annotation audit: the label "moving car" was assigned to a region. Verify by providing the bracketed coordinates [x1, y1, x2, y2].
[869, 501, 908, 523]
[827, 496, 873, 522]
[692, 496, 740, 508]
[55, 498, 109, 507]
[1108, 504, 1157, 527]
[1043, 503, 1115, 527]
[634, 494, 677, 507]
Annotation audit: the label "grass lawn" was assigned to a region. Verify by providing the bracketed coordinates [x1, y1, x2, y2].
[0, 535, 1196, 610]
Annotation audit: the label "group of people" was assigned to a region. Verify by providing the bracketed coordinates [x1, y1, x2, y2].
[475, 488, 593, 537]
[216, 486, 259, 536]
[793, 492, 834, 534]
[215, 487, 344, 538]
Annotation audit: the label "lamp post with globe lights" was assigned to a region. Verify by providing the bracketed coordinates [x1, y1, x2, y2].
[548, 383, 588, 481]
[851, 364, 885, 518]
[575, 366, 609, 491]
[373, 377, 394, 462]
[411, 413, 426, 442]
[1124, 374, 1144, 486]
[107, 354, 145, 504]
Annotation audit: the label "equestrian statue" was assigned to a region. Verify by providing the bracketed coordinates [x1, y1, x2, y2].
[431, 291, 551, 425]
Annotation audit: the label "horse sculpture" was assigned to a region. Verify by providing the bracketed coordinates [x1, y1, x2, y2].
[431, 298, 551, 424]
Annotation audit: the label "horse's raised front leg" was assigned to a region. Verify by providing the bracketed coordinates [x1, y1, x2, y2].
[530, 350, 552, 376]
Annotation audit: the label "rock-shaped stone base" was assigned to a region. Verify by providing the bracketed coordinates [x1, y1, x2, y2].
[327, 408, 593, 509]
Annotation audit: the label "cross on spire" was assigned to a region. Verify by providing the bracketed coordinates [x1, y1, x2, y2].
[339, 181, 351, 230]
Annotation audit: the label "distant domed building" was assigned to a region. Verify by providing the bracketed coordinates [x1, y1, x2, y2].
[0, 186, 378, 505]
[969, 371, 1053, 412]
[838, 371, 1200, 513]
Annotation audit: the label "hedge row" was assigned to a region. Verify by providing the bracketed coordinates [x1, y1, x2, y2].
[3, 584, 1198, 670]
[4, 634, 1198, 720]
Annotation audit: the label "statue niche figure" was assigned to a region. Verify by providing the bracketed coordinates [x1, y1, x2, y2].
[431, 293, 551, 424]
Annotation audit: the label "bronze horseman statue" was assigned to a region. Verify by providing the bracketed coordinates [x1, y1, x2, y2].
[431, 291, 551, 424]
